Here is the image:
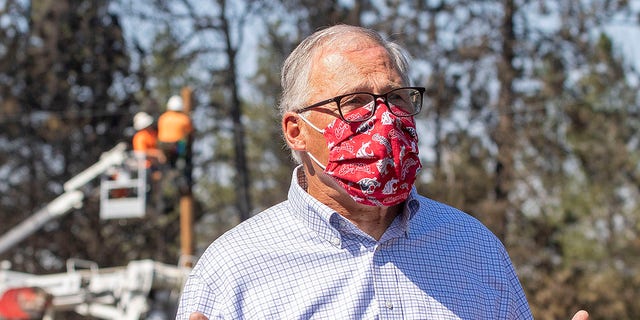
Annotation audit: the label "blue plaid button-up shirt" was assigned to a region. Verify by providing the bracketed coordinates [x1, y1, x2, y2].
[176, 166, 533, 319]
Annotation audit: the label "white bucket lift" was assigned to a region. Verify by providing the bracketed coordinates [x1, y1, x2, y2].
[0, 143, 149, 255]
[99, 152, 147, 220]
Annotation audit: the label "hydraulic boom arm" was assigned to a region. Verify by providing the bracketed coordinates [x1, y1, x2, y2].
[0, 143, 128, 255]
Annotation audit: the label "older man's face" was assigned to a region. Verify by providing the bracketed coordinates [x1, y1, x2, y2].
[302, 41, 405, 165]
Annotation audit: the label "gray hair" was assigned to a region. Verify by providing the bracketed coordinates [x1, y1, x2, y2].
[279, 25, 412, 163]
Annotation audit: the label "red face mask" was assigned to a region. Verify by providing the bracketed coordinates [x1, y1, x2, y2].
[300, 100, 422, 206]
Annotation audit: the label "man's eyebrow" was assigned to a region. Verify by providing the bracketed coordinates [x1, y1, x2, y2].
[336, 84, 403, 95]
[335, 83, 370, 95]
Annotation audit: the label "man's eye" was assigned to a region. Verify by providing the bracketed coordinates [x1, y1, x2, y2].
[342, 95, 371, 107]
[388, 93, 409, 104]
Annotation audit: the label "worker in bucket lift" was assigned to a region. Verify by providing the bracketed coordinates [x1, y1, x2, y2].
[132, 111, 166, 179]
[157, 95, 193, 171]
[132, 111, 166, 211]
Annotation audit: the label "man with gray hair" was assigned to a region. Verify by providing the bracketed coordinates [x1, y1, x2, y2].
[176, 24, 588, 320]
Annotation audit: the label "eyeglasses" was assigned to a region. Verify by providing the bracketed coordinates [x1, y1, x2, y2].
[297, 87, 425, 123]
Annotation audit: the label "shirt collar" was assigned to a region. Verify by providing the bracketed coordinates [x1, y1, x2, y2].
[288, 166, 344, 247]
[400, 188, 421, 237]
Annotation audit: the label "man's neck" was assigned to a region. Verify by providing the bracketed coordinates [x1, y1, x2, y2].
[303, 166, 401, 240]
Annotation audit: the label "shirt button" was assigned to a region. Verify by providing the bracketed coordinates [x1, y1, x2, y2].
[331, 237, 341, 247]
[385, 301, 393, 309]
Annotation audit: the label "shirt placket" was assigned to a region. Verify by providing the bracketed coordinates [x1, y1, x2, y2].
[372, 241, 402, 319]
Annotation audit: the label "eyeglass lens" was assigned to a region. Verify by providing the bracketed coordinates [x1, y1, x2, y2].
[339, 88, 422, 122]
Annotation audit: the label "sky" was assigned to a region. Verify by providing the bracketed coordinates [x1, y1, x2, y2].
[606, 23, 640, 73]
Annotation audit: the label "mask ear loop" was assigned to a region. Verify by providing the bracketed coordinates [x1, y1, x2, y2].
[297, 114, 327, 170]
[297, 113, 325, 133]
[305, 151, 327, 170]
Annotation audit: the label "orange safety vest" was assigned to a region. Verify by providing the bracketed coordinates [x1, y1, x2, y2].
[132, 128, 158, 168]
[133, 128, 158, 151]
[158, 111, 193, 143]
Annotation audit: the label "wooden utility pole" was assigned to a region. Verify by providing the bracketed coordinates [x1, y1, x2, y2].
[179, 87, 194, 266]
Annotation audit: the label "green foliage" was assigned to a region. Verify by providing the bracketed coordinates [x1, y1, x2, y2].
[511, 27, 640, 320]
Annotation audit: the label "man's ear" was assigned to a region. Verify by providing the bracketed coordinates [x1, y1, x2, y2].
[282, 112, 306, 151]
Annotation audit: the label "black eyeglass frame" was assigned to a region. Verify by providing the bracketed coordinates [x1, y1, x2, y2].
[296, 86, 426, 123]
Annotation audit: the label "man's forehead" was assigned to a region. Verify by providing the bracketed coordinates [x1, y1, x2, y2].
[316, 45, 392, 73]
[321, 52, 347, 69]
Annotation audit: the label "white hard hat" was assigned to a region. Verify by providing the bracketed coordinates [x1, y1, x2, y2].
[167, 95, 183, 111]
[133, 112, 154, 130]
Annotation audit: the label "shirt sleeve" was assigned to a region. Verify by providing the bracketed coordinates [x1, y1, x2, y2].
[175, 272, 225, 320]
[132, 132, 145, 151]
[499, 244, 534, 319]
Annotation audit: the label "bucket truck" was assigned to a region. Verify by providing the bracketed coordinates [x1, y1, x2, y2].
[0, 143, 192, 319]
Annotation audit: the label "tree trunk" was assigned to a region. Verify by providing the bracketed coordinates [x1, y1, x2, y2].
[219, 0, 252, 221]
[491, 0, 517, 242]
